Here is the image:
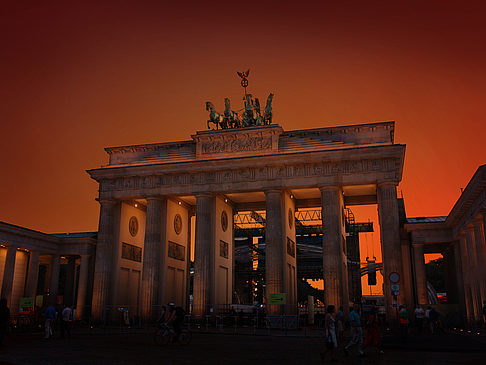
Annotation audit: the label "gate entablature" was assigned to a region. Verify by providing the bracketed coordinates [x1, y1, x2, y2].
[88, 123, 405, 201]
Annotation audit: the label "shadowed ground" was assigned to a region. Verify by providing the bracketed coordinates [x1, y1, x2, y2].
[0, 329, 485, 364]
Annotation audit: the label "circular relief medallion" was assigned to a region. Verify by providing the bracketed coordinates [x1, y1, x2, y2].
[174, 214, 182, 235]
[288, 208, 293, 229]
[221, 210, 228, 232]
[128, 216, 138, 237]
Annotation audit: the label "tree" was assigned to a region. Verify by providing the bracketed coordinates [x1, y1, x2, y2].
[426, 258, 445, 292]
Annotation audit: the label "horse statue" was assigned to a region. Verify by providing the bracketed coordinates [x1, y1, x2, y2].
[223, 98, 241, 129]
[206, 101, 223, 129]
[242, 94, 255, 127]
[263, 93, 274, 125]
[254, 97, 263, 126]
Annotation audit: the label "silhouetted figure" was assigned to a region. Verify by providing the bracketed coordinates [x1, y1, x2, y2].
[363, 307, 383, 354]
[44, 304, 57, 339]
[61, 305, 72, 338]
[0, 299, 10, 345]
[320, 305, 338, 362]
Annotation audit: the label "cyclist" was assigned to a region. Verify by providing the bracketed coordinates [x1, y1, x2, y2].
[165, 303, 185, 342]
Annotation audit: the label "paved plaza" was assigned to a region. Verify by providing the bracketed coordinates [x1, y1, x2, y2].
[0, 330, 485, 365]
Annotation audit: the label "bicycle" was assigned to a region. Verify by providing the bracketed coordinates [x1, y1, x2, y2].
[153, 323, 192, 346]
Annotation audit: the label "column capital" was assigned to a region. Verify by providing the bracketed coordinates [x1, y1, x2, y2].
[194, 192, 214, 199]
[145, 196, 164, 202]
[318, 185, 341, 192]
[473, 215, 484, 224]
[98, 199, 116, 206]
[377, 181, 398, 188]
[465, 224, 475, 232]
[264, 189, 282, 195]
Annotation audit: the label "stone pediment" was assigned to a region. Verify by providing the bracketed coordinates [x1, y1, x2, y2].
[191, 125, 283, 159]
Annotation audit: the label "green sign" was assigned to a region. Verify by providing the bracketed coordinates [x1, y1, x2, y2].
[35, 295, 44, 307]
[268, 293, 287, 305]
[19, 297, 34, 308]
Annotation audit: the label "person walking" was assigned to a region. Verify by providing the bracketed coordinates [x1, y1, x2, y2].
[0, 299, 10, 346]
[399, 305, 408, 339]
[414, 305, 425, 334]
[44, 304, 57, 339]
[320, 305, 338, 362]
[344, 303, 364, 356]
[363, 307, 384, 354]
[60, 305, 72, 338]
[336, 306, 345, 343]
[482, 301, 486, 328]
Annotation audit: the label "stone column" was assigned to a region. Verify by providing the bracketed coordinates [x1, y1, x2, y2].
[413, 244, 428, 305]
[459, 233, 474, 324]
[452, 240, 466, 323]
[92, 200, 116, 321]
[193, 194, 214, 316]
[473, 216, 486, 307]
[1, 246, 17, 305]
[465, 226, 481, 321]
[265, 190, 284, 314]
[320, 186, 346, 309]
[64, 257, 76, 306]
[48, 254, 61, 304]
[377, 182, 403, 322]
[443, 246, 458, 304]
[141, 197, 164, 320]
[76, 255, 90, 320]
[25, 250, 40, 298]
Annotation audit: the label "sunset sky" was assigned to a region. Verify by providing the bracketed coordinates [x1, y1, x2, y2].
[1, 0, 485, 240]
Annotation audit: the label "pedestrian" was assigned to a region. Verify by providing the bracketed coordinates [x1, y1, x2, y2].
[482, 301, 486, 328]
[429, 307, 440, 334]
[44, 304, 57, 339]
[399, 305, 408, 339]
[344, 303, 364, 356]
[336, 306, 345, 343]
[0, 299, 10, 346]
[60, 305, 72, 338]
[425, 306, 431, 330]
[320, 305, 338, 362]
[414, 305, 424, 334]
[363, 307, 384, 354]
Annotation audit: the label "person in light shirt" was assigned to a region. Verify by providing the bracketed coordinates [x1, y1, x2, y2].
[61, 305, 72, 338]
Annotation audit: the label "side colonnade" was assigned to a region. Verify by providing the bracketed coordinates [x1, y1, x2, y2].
[0, 222, 94, 319]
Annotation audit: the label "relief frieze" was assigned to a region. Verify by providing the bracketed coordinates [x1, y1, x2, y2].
[100, 157, 400, 192]
[201, 135, 272, 154]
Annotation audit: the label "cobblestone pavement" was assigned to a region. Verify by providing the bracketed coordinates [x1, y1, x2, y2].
[0, 331, 485, 365]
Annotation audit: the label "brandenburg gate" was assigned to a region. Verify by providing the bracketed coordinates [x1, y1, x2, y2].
[87, 120, 405, 321]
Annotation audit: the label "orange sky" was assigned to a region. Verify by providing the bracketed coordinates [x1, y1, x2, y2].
[1, 1, 485, 237]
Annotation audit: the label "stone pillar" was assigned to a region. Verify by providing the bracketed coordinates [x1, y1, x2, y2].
[91, 200, 116, 321]
[443, 246, 458, 304]
[25, 250, 40, 298]
[465, 227, 481, 321]
[76, 255, 90, 320]
[49, 254, 61, 304]
[265, 190, 284, 314]
[452, 240, 466, 322]
[193, 194, 214, 316]
[64, 257, 76, 306]
[141, 197, 164, 320]
[459, 233, 474, 325]
[1, 246, 17, 305]
[413, 244, 428, 305]
[473, 216, 486, 308]
[377, 182, 403, 322]
[321, 186, 347, 310]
